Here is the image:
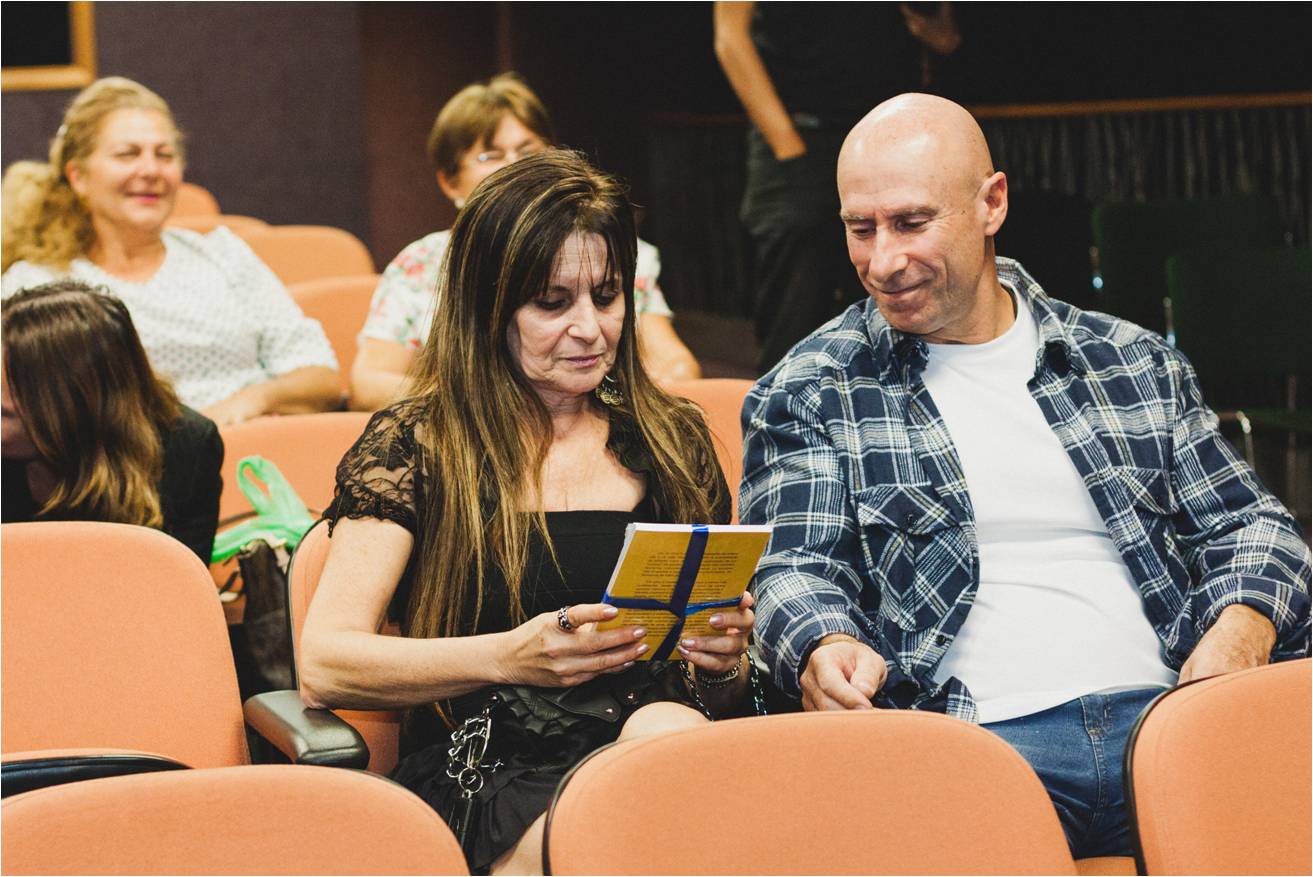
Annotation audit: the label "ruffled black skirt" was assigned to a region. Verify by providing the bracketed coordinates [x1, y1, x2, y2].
[390, 661, 695, 874]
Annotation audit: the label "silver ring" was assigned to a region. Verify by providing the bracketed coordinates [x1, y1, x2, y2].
[557, 606, 574, 631]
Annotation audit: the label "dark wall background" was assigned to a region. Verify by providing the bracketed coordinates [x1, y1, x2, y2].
[943, 3, 1311, 104]
[1, 2, 370, 247]
[2, 2, 1308, 279]
[359, 2, 501, 270]
[359, 2, 737, 267]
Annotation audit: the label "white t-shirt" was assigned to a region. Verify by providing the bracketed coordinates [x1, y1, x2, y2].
[2, 227, 338, 409]
[359, 230, 674, 351]
[925, 288, 1177, 723]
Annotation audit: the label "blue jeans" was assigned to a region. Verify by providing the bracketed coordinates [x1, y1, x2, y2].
[982, 688, 1165, 859]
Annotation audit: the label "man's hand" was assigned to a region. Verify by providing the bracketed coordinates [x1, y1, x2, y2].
[1178, 604, 1278, 684]
[800, 633, 886, 711]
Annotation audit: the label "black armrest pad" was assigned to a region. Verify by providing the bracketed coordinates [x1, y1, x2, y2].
[244, 690, 370, 769]
[2, 754, 189, 798]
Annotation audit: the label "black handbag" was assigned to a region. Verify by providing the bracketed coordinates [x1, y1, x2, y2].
[224, 538, 295, 697]
[438, 665, 688, 859]
[437, 659, 769, 856]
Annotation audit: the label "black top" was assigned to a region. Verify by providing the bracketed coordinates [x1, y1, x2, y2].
[751, 2, 923, 126]
[323, 401, 732, 633]
[1, 406, 224, 564]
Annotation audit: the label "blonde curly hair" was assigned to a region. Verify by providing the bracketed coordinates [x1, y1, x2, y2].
[2, 77, 182, 273]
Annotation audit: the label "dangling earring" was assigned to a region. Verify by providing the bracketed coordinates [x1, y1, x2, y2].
[595, 373, 625, 407]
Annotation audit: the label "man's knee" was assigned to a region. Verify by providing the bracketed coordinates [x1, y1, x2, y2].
[618, 702, 707, 741]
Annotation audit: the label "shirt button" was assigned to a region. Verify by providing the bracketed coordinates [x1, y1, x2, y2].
[936, 634, 948, 645]
[904, 513, 917, 527]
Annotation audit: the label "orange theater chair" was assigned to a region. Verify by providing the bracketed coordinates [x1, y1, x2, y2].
[544, 710, 1079, 875]
[1126, 659, 1312, 876]
[173, 181, 220, 216]
[234, 224, 376, 285]
[278, 520, 404, 775]
[0, 522, 368, 797]
[665, 378, 754, 522]
[287, 274, 380, 395]
[217, 411, 372, 523]
[2, 764, 469, 875]
[2, 522, 249, 772]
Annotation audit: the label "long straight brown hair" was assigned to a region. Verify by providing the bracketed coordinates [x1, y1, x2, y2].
[399, 150, 723, 641]
[2, 280, 182, 527]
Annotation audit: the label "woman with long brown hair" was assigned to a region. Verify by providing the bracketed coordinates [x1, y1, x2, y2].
[300, 151, 753, 874]
[1, 279, 223, 563]
[1, 76, 341, 426]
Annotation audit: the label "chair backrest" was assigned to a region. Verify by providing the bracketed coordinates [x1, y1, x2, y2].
[1126, 659, 1312, 876]
[665, 378, 754, 523]
[289, 520, 403, 775]
[287, 274, 380, 391]
[1166, 246, 1312, 385]
[217, 412, 372, 522]
[172, 181, 220, 216]
[233, 224, 376, 285]
[1, 764, 469, 875]
[1090, 195, 1285, 335]
[1, 522, 249, 769]
[166, 213, 270, 236]
[545, 711, 1077, 875]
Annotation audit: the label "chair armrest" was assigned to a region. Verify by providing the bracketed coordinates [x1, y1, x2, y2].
[244, 690, 370, 769]
[2, 751, 189, 798]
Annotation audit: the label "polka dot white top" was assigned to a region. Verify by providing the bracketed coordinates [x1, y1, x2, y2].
[2, 227, 338, 409]
[361, 230, 674, 351]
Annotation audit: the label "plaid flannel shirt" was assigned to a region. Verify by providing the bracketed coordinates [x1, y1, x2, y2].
[741, 258, 1311, 721]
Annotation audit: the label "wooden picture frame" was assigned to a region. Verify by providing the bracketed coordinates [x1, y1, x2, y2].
[2, 2, 97, 92]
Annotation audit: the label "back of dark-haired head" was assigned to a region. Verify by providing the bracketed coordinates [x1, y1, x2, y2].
[2, 279, 180, 525]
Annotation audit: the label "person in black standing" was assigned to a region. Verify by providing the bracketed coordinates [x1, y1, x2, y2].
[715, 1, 961, 372]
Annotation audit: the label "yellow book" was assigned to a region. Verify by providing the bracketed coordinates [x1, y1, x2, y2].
[596, 523, 772, 660]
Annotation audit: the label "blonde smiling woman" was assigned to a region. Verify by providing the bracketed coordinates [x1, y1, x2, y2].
[1, 77, 342, 426]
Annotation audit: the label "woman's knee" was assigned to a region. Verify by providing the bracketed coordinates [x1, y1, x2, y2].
[618, 702, 707, 741]
[490, 813, 547, 876]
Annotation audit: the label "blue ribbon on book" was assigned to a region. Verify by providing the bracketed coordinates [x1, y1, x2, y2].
[602, 524, 742, 660]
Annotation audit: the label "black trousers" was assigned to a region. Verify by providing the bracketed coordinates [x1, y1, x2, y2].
[740, 126, 866, 372]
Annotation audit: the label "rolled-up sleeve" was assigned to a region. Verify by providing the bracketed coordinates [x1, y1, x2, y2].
[1168, 350, 1311, 659]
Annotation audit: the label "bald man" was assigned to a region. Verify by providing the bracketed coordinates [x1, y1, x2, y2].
[741, 94, 1310, 858]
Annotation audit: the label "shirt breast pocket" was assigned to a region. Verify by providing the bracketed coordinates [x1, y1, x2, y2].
[854, 485, 961, 631]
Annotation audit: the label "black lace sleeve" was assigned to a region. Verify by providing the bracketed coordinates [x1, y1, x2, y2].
[323, 404, 423, 535]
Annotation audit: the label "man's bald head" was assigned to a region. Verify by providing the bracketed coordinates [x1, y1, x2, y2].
[836, 93, 1012, 344]
[839, 93, 994, 197]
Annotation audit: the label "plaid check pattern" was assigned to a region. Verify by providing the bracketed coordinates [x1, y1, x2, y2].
[741, 258, 1311, 720]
